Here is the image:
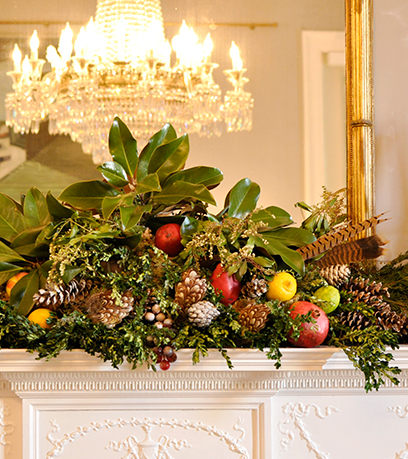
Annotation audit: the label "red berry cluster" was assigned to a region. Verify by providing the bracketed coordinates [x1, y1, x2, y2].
[153, 345, 177, 371]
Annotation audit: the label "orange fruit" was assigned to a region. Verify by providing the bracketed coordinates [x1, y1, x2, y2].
[266, 272, 297, 302]
[6, 272, 28, 297]
[27, 308, 53, 329]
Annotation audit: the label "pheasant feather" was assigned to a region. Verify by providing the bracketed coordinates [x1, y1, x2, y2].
[297, 213, 388, 261]
[316, 235, 389, 268]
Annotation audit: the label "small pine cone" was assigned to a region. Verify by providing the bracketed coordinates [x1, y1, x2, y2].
[187, 301, 220, 328]
[239, 303, 271, 333]
[142, 227, 154, 244]
[375, 303, 406, 333]
[85, 290, 134, 328]
[241, 277, 268, 299]
[33, 278, 92, 311]
[345, 277, 390, 307]
[320, 264, 351, 288]
[174, 269, 207, 310]
[337, 309, 372, 331]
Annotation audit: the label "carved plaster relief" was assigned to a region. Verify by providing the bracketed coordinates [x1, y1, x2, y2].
[0, 403, 14, 457]
[278, 402, 340, 459]
[46, 416, 249, 459]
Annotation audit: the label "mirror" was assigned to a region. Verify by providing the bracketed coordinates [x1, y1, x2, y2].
[0, 0, 371, 225]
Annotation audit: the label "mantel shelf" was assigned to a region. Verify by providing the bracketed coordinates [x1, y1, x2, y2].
[1, 346, 408, 373]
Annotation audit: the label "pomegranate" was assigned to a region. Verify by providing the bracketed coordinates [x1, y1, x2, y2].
[154, 223, 183, 257]
[210, 263, 241, 306]
[287, 301, 329, 348]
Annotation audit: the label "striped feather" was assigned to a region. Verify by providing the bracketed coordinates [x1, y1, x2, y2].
[315, 235, 389, 268]
[297, 213, 388, 261]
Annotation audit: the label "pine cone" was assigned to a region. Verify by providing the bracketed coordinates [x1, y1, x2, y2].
[241, 277, 268, 299]
[174, 269, 207, 310]
[239, 303, 270, 333]
[375, 303, 406, 333]
[345, 277, 390, 307]
[33, 279, 92, 311]
[187, 301, 220, 328]
[85, 290, 134, 328]
[320, 264, 351, 288]
[337, 309, 372, 330]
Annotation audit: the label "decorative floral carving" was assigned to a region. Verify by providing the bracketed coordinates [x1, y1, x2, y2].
[46, 416, 249, 459]
[0, 403, 14, 456]
[278, 402, 339, 459]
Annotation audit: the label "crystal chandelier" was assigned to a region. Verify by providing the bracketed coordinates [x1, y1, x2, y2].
[5, 0, 253, 164]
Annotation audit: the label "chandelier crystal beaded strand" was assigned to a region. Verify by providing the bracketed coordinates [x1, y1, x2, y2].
[5, 0, 254, 164]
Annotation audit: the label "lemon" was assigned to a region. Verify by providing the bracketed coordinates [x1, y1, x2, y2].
[314, 285, 340, 313]
[266, 272, 297, 302]
[27, 308, 53, 329]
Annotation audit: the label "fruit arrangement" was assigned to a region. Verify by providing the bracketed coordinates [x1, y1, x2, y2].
[0, 117, 407, 391]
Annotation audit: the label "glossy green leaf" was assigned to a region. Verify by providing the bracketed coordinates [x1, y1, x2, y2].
[118, 231, 143, 249]
[263, 227, 316, 247]
[180, 216, 199, 238]
[0, 241, 26, 263]
[23, 187, 51, 228]
[147, 134, 189, 183]
[0, 262, 24, 285]
[120, 204, 152, 230]
[251, 206, 293, 229]
[227, 178, 261, 219]
[108, 117, 138, 177]
[137, 123, 177, 182]
[46, 192, 75, 220]
[59, 180, 120, 210]
[35, 223, 57, 247]
[62, 266, 85, 285]
[10, 269, 40, 316]
[164, 166, 223, 190]
[152, 180, 216, 206]
[10, 227, 50, 258]
[97, 161, 129, 188]
[250, 235, 305, 275]
[134, 173, 161, 194]
[101, 193, 132, 220]
[0, 193, 28, 241]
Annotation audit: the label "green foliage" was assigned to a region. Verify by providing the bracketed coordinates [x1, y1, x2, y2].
[296, 187, 347, 238]
[0, 117, 403, 392]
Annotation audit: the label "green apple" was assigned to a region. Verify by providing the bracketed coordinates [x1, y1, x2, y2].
[314, 285, 340, 314]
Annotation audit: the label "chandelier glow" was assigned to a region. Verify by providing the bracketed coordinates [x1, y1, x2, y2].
[5, 0, 254, 164]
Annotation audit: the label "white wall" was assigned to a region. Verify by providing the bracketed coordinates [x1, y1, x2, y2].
[374, 1, 408, 259]
[0, 0, 344, 223]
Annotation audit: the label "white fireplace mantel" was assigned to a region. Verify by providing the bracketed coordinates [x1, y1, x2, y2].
[2, 347, 408, 459]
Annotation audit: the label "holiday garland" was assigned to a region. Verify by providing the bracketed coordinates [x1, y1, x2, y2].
[0, 117, 406, 392]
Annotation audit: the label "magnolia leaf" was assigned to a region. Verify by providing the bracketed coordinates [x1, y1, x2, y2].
[251, 206, 293, 229]
[108, 116, 138, 177]
[118, 231, 143, 249]
[0, 241, 26, 264]
[101, 193, 133, 220]
[134, 173, 161, 194]
[147, 134, 189, 184]
[227, 178, 261, 219]
[10, 227, 50, 258]
[23, 187, 51, 228]
[152, 180, 216, 206]
[59, 180, 120, 210]
[0, 262, 24, 286]
[97, 161, 129, 188]
[10, 269, 40, 316]
[35, 223, 57, 247]
[46, 192, 75, 220]
[181, 216, 199, 238]
[62, 266, 85, 285]
[164, 166, 223, 190]
[250, 234, 304, 275]
[263, 227, 316, 247]
[120, 204, 152, 230]
[0, 193, 28, 241]
[137, 123, 177, 182]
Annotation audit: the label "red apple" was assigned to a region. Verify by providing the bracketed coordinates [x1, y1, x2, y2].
[154, 223, 183, 257]
[210, 263, 241, 306]
[287, 301, 329, 348]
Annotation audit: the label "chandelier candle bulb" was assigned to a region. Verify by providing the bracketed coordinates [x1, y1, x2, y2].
[230, 41, 243, 71]
[30, 30, 39, 61]
[12, 44, 22, 73]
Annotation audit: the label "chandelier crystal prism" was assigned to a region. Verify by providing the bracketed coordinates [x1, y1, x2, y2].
[5, 0, 254, 164]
